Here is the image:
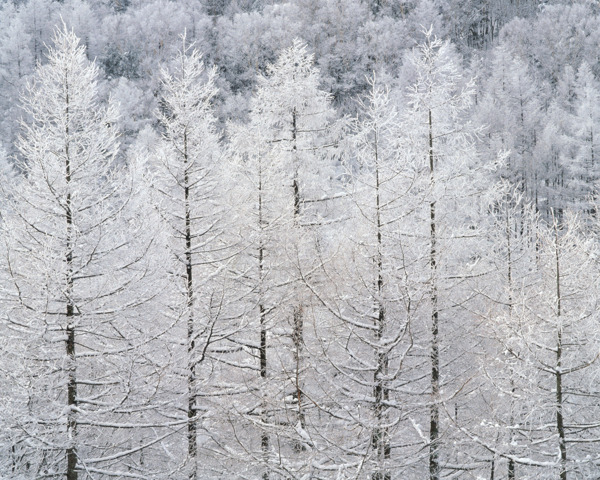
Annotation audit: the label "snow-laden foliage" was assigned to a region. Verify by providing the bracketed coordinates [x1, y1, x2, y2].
[0, 26, 168, 479]
[1, 1, 600, 479]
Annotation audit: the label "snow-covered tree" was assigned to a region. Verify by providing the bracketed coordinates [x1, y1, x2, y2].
[313, 75, 422, 479]
[225, 39, 342, 479]
[402, 29, 490, 480]
[0, 26, 166, 479]
[572, 61, 600, 211]
[150, 36, 234, 480]
[227, 115, 286, 479]
[478, 44, 542, 203]
[471, 185, 540, 480]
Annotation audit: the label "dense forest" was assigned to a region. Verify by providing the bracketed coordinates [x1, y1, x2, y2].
[2, 0, 600, 479]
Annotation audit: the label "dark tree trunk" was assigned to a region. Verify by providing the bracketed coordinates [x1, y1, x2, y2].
[258, 164, 269, 480]
[506, 208, 516, 480]
[428, 107, 441, 480]
[290, 108, 305, 435]
[65, 81, 78, 480]
[554, 221, 567, 480]
[372, 127, 390, 480]
[184, 130, 198, 480]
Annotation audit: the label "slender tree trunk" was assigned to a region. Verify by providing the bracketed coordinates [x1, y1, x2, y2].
[65, 82, 78, 480]
[554, 221, 567, 480]
[184, 130, 198, 480]
[372, 133, 390, 480]
[290, 108, 305, 434]
[589, 130, 596, 216]
[591, 129, 594, 174]
[508, 459, 515, 480]
[506, 210, 516, 480]
[428, 107, 441, 480]
[292, 307, 305, 433]
[292, 109, 301, 221]
[258, 164, 269, 480]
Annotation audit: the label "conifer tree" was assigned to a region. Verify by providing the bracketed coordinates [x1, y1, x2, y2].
[319, 76, 419, 479]
[403, 29, 487, 480]
[227, 39, 340, 479]
[151, 36, 228, 480]
[1, 26, 166, 479]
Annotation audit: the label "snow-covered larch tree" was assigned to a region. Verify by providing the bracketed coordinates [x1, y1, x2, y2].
[521, 212, 600, 479]
[402, 29, 492, 480]
[571, 61, 600, 213]
[477, 43, 542, 211]
[225, 39, 342, 479]
[470, 185, 540, 480]
[151, 36, 233, 480]
[227, 115, 286, 479]
[0, 26, 167, 479]
[309, 75, 423, 479]
[485, 209, 600, 479]
[346, 76, 404, 480]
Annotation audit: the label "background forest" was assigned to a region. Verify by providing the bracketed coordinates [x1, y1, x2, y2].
[1, 0, 600, 479]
